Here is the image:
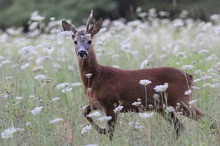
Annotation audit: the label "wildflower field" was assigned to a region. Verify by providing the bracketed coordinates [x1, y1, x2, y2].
[0, 11, 220, 146]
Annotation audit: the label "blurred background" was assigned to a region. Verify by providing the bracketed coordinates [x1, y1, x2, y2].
[0, 0, 220, 31]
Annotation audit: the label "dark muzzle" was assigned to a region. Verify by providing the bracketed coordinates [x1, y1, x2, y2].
[77, 50, 88, 58]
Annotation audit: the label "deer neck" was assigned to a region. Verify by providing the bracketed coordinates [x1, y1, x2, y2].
[78, 48, 100, 88]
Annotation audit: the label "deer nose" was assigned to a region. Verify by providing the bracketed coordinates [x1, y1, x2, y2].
[77, 50, 88, 58]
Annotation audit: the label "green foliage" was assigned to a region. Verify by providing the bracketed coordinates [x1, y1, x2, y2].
[1, 0, 220, 29]
[0, 0, 117, 29]
[138, 0, 220, 20]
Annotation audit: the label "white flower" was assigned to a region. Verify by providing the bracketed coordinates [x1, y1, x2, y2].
[49, 118, 64, 124]
[211, 14, 220, 21]
[112, 54, 119, 59]
[87, 88, 92, 93]
[148, 8, 157, 18]
[1, 127, 24, 139]
[112, 65, 120, 68]
[210, 83, 219, 88]
[31, 11, 45, 21]
[20, 63, 30, 70]
[154, 83, 169, 92]
[36, 56, 51, 64]
[120, 38, 131, 50]
[6, 27, 22, 35]
[51, 97, 60, 101]
[194, 69, 201, 75]
[201, 75, 212, 80]
[1, 93, 9, 98]
[97, 116, 112, 122]
[199, 49, 209, 54]
[206, 54, 218, 61]
[184, 89, 192, 95]
[19, 46, 35, 56]
[132, 101, 142, 106]
[29, 95, 37, 99]
[71, 82, 82, 87]
[134, 125, 144, 130]
[139, 112, 154, 118]
[172, 19, 184, 27]
[25, 122, 32, 126]
[175, 52, 187, 58]
[86, 73, 93, 78]
[5, 76, 13, 80]
[57, 31, 73, 38]
[0, 55, 5, 60]
[153, 94, 160, 100]
[192, 86, 200, 90]
[114, 105, 123, 113]
[140, 60, 149, 69]
[159, 11, 169, 17]
[56, 83, 70, 90]
[189, 100, 197, 105]
[11, 64, 19, 68]
[128, 122, 144, 130]
[61, 87, 72, 93]
[138, 12, 147, 18]
[207, 68, 214, 73]
[128, 122, 139, 126]
[85, 144, 99, 146]
[182, 65, 194, 70]
[34, 74, 47, 81]
[1, 59, 10, 65]
[165, 106, 175, 113]
[31, 106, 43, 115]
[203, 83, 210, 87]
[193, 78, 201, 83]
[53, 63, 61, 69]
[139, 79, 152, 86]
[81, 125, 92, 135]
[33, 66, 44, 72]
[86, 111, 101, 118]
[0, 59, 11, 68]
[29, 22, 39, 30]
[15, 96, 23, 100]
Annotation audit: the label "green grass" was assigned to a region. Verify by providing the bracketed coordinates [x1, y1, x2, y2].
[0, 17, 220, 146]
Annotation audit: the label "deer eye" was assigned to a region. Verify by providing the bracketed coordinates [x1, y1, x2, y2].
[74, 41, 77, 45]
[88, 40, 92, 44]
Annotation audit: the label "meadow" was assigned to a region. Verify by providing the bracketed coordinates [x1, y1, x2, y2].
[0, 11, 220, 146]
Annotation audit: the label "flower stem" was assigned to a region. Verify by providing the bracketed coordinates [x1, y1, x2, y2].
[145, 85, 147, 108]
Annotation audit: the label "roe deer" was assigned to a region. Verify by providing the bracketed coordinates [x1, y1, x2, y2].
[62, 11, 219, 140]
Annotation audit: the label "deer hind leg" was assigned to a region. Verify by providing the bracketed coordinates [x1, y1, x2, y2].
[180, 102, 204, 120]
[160, 111, 184, 138]
[83, 104, 107, 134]
[106, 111, 118, 140]
[181, 102, 219, 134]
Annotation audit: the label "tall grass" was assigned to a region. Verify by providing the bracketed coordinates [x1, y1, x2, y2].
[0, 11, 220, 146]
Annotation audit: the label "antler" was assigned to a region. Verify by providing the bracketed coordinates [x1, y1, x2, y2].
[86, 10, 94, 33]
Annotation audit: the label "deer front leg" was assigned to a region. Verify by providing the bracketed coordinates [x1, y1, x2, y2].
[160, 111, 184, 138]
[106, 111, 118, 140]
[82, 104, 107, 134]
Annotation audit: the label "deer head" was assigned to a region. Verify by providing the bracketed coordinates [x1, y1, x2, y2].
[62, 10, 103, 59]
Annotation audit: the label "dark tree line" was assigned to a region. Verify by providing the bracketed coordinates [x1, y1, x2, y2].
[0, 0, 219, 30]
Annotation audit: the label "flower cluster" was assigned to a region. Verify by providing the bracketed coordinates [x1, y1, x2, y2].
[154, 83, 169, 92]
[114, 105, 123, 113]
[139, 112, 154, 118]
[139, 79, 152, 86]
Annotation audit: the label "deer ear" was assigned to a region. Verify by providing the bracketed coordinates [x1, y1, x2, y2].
[62, 20, 76, 33]
[91, 18, 103, 36]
